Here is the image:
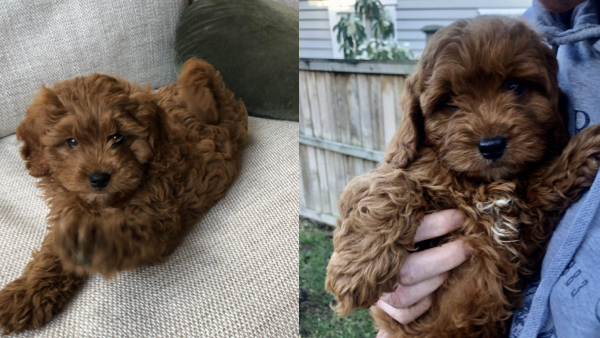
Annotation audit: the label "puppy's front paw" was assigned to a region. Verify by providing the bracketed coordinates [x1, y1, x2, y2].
[0, 279, 36, 335]
[326, 252, 398, 317]
[559, 124, 600, 184]
[0, 278, 59, 335]
[0, 267, 84, 334]
[54, 211, 99, 270]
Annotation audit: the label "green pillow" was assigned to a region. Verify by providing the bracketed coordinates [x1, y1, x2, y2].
[173, 0, 299, 121]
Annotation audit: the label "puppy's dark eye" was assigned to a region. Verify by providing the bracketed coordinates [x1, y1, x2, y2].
[446, 104, 460, 111]
[109, 134, 125, 146]
[66, 138, 78, 149]
[507, 82, 525, 96]
[441, 97, 459, 111]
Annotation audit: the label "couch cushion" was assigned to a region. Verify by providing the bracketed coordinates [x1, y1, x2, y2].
[0, 117, 299, 337]
[172, 0, 299, 122]
[0, 0, 187, 139]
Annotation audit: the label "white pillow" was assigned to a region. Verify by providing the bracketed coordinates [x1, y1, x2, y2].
[0, 0, 188, 139]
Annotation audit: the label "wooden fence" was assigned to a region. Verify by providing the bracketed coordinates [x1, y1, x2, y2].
[299, 58, 418, 225]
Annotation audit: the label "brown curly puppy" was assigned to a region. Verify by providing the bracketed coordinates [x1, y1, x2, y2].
[326, 16, 600, 337]
[0, 58, 248, 334]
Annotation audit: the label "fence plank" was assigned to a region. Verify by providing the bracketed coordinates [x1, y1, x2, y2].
[357, 74, 373, 150]
[324, 72, 338, 142]
[381, 75, 397, 146]
[324, 150, 339, 218]
[347, 74, 362, 146]
[332, 74, 350, 214]
[333, 151, 347, 215]
[306, 72, 332, 214]
[299, 72, 306, 135]
[299, 72, 309, 211]
[306, 72, 322, 138]
[335, 74, 351, 144]
[299, 71, 313, 137]
[394, 76, 406, 134]
[299, 74, 321, 212]
[299, 161, 306, 209]
[354, 158, 365, 180]
[315, 148, 331, 214]
[344, 155, 356, 191]
[305, 145, 322, 212]
[369, 76, 385, 151]
[299, 145, 312, 210]
[316, 72, 332, 141]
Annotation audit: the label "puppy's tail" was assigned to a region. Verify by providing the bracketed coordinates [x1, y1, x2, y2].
[0, 233, 86, 334]
[178, 57, 248, 147]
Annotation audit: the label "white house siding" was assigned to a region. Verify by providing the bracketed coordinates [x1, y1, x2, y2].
[299, 0, 532, 59]
[299, 1, 334, 58]
[396, 0, 531, 57]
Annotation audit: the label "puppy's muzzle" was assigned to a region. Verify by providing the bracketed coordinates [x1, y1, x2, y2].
[89, 172, 111, 189]
[478, 136, 507, 160]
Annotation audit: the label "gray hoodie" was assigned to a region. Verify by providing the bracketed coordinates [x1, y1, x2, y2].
[510, 1, 600, 337]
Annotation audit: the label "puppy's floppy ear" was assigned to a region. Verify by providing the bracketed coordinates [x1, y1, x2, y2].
[384, 73, 424, 169]
[178, 57, 219, 125]
[130, 92, 178, 170]
[16, 87, 61, 177]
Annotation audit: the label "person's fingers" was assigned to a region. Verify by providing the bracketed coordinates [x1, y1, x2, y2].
[376, 330, 390, 338]
[376, 293, 434, 325]
[399, 239, 471, 285]
[380, 272, 448, 309]
[414, 210, 465, 243]
[373, 211, 467, 328]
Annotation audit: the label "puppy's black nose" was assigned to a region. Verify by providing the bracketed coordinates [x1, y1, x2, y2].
[478, 136, 507, 160]
[89, 172, 111, 189]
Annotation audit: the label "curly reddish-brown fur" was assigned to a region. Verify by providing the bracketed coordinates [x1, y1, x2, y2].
[0, 58, 248, 334]
[326, 16, 600, 337]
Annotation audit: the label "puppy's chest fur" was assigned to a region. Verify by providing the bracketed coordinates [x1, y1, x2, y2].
[418, 171, 533, 261]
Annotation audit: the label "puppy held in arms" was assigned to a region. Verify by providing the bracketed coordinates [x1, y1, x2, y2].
[326, 16, 600, 338]
[0, 58, 248, 334]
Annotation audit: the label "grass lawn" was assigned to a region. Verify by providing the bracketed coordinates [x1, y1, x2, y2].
[299, 217, 377, 338]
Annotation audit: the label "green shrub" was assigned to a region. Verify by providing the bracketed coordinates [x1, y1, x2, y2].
[333, 0, 414, 60]
[299, 219, 376, 338]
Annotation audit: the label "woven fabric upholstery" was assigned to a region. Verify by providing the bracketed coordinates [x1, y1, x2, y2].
[0, 117, 300, 337]
[0, 0, 188, 139]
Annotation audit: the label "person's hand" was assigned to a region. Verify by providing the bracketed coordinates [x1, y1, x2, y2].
[375, 209, 470, 337]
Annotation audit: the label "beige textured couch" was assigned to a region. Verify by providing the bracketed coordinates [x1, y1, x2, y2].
[0, 1, 299, 337]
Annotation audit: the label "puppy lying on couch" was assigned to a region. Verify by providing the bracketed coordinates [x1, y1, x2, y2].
[326, 16, 600, 337]
[0, 58, 248, 334]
